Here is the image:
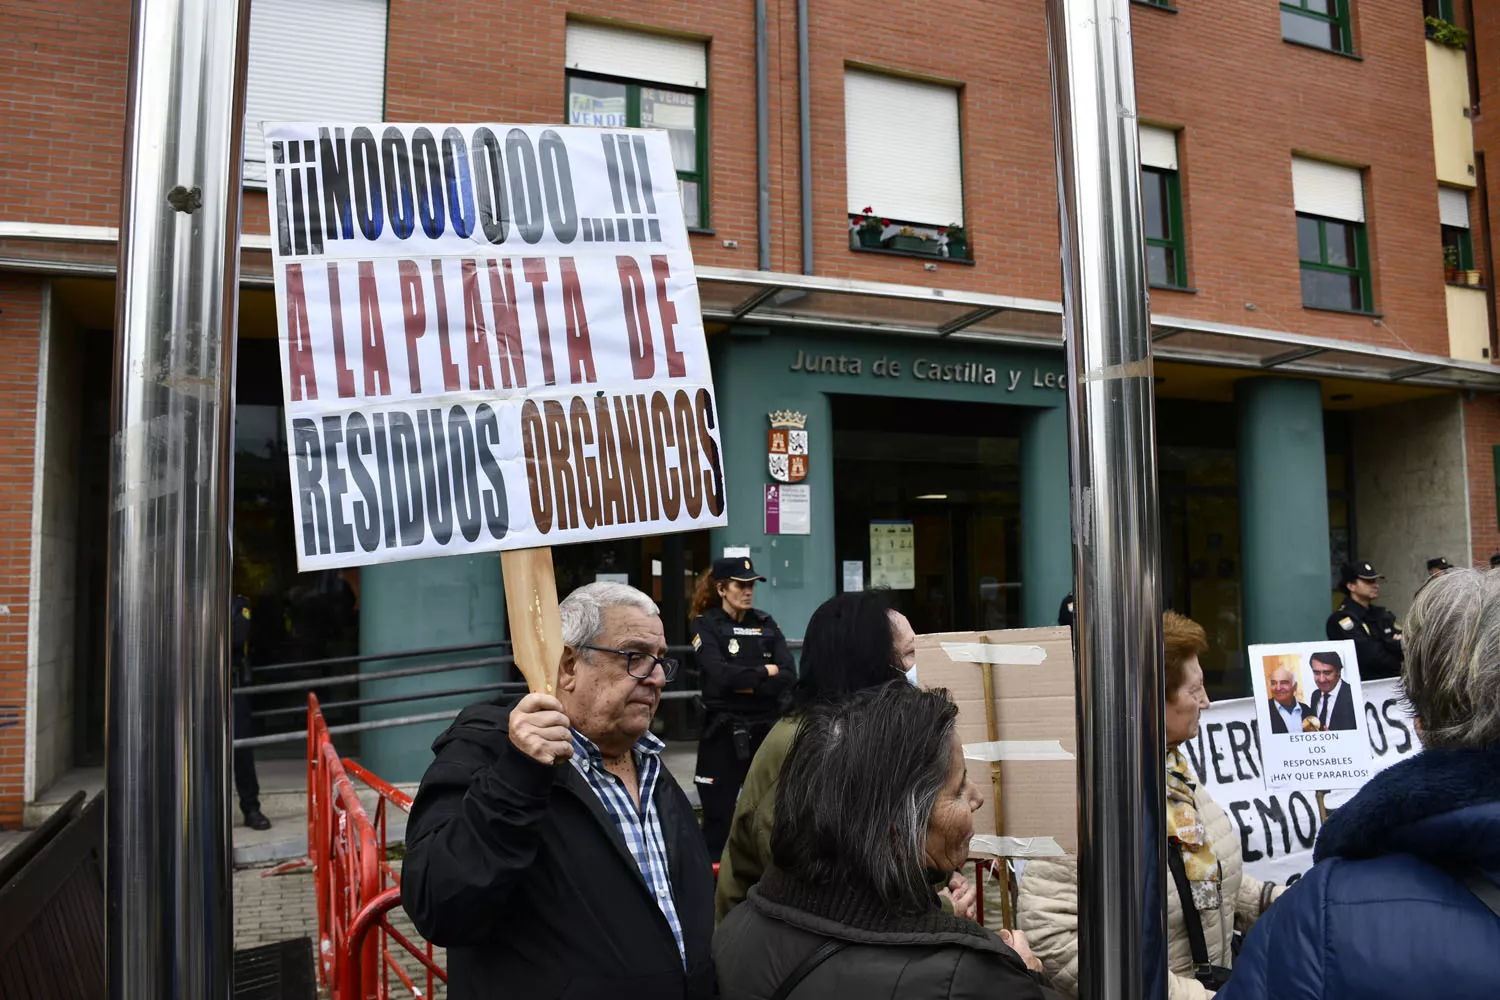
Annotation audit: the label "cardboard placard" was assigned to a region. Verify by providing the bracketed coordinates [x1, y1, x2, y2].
[915, 626, 1077, 857]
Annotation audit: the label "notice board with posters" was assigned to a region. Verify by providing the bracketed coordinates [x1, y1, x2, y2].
[264, 123, 727, 571]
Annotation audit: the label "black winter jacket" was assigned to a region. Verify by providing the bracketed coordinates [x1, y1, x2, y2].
[400, 697, 717, 1000]
[714, 868, 1048, 1000]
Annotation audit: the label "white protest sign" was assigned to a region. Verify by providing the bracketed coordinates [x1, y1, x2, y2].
[1184, 676, 1420, 885]
[265, 123, 726, 570]
[1246, 641, 1374, 790]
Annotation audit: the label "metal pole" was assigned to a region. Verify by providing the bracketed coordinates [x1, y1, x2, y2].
[1044, 2, 1167, 999]
[107, 0, 249, 995]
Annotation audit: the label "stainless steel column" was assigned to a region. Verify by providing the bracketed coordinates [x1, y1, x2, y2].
[108, 0, 250, 995]
[1044, 1, 1167, 998]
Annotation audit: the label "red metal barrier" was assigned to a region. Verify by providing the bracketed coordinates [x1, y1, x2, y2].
[342, 758, 445, 999]
[308, 694, 446, 1000]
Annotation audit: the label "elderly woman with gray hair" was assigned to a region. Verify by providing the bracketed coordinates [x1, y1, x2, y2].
[1218, 567, 1500, 1000]
[713, 681, 1050, 999]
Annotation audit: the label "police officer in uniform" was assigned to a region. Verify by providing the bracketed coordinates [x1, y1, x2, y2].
[233, 594, 272, 831]
[1326, 561, 1403, 680]
[691, 557, 794, 859]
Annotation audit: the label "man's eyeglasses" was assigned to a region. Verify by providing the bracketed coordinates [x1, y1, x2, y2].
[578, 645, 680, 682]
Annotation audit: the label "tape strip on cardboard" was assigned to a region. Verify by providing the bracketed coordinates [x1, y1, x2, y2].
[940, 642, 1048, 665]
[963, 739, 1075, 762]
[969, 835, 1069, 858]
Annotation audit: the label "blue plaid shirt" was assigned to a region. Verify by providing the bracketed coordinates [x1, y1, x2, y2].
[568, 728, 686, 966]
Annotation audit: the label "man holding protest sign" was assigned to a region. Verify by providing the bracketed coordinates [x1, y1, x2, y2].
[263, 121, 729, 998]
[401, 582, 716, 1000]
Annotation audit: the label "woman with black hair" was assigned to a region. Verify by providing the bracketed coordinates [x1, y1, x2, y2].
[714, 682, 1048, 999]
[714, 589, 924, 920]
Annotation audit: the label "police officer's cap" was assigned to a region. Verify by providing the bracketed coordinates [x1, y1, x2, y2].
[1340, 561, 1384, 586]
[712, 556, 766, 583]
[1427, 556, 1453, 573]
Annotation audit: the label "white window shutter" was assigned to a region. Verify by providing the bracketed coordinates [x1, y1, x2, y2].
[1439, 187, 1471, 229]
[565, 22, 707, 90]
[844, 70, 964, 226]
[1139, 126, 1179, 171]
[1291, 157, 1365, 223]
[243, 0, 388, 185]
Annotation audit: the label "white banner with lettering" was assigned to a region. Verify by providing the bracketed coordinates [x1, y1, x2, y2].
[265, 123, 726, 571]
[1182, 677, 1421, 885]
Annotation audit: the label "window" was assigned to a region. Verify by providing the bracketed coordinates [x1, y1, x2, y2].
[1140, 126, 1186, 288]
[1292, 157, 1371, 312]
[1424, 0, 1455, 23]
[565, 22, 708, 229]
[845, 70, 964, 257]
[1440, 186, 1475, 277]
[1281, 0, 1353, 54]
[242, 0, 388, 185]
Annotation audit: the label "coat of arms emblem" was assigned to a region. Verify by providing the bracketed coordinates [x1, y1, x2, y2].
[767, 410, 808, 484]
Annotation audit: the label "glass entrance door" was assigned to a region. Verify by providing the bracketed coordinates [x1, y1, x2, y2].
[830, 395, 1024, 633]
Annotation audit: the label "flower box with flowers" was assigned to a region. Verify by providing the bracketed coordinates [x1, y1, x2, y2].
[942, 223, 968, 260]
[851, 208, 886, 248]
[885, 226, 938, 253]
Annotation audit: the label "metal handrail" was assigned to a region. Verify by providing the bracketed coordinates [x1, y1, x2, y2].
[232, 654, 515, 696]
[229, 638, 803, 747]
[251, 638, 511, 674]
[252, 680, 529, 720]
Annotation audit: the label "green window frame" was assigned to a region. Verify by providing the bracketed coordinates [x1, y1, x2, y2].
[1281, 0, 1354, 54]
[565, 71, 709, 230]
[1143, 167, 1188, 288]
[1493, 446, 1500, 533]
[1442, 225, 1475, 273]
[1136, 0, 1175, 8]
[1297, 213, 1373, 313]
[1425, 0, 1455, 24]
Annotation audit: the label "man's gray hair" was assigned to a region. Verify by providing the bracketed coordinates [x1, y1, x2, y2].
[558, 581, 660, 649]
[1403, 567, 1500, 749]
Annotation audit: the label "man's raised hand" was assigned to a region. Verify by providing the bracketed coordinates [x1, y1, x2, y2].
[509, 692, 574, 766]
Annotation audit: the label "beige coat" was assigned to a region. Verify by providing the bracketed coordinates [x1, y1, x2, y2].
[1016, 785, 1281, 1000]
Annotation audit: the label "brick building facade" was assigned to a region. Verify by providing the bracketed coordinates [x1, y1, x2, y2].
[1, 0, 1497, 818]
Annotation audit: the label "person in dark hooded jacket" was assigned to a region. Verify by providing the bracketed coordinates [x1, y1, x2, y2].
[1219, 567, 1500, 1000]
[401, 582, 716, 1000]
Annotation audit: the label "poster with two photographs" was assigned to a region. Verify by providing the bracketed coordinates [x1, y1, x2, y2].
[1247, 639, 1373, 791]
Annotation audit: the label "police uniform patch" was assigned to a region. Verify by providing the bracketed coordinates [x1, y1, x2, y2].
[1339, 617, 1354, 631]
[732, 627, 763, 636]
[692, 634, 702, 651]
[728, 639, 740, 655]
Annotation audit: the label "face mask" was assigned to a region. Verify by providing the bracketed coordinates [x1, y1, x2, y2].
[905, 665, 919, 687]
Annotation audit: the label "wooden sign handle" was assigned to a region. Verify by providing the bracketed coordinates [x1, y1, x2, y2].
[978, 635, 1014, 929]
[501, 547, 566, 695]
